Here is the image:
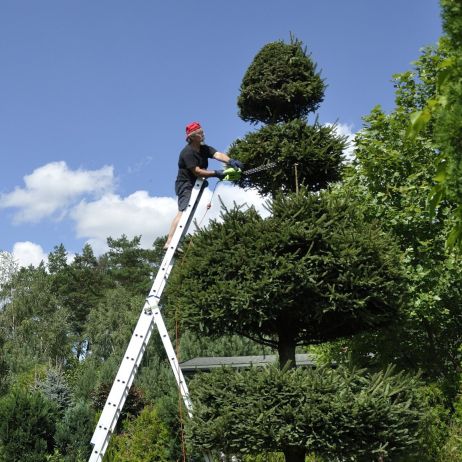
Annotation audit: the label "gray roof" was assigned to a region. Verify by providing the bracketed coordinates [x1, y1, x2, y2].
[179, 354, 315, 374]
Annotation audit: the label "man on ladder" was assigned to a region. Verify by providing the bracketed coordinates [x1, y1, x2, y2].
[164, 121, 244, 250]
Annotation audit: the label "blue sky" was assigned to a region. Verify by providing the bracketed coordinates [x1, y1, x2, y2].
[0, 0, 442, 266]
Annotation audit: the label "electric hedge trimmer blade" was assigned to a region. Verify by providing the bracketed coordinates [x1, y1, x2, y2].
[242, 161, 277, 176]
[222, 161, 277, 181]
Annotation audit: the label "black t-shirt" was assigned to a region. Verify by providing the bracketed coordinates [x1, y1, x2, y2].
[175, 144, 217, 187]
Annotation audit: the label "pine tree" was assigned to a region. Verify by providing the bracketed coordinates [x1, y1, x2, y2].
[54, 400, 95, 461]
[0, 388, 58, 462]
[105, 235, 157, 295]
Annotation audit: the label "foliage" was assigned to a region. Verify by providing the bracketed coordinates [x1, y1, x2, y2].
[0, 265, 72, 367]
[0, 335, 9, 395]
[45, 449, 67, 462]
[0, 388, 58, 462]
[0, 237, 179, 461]
[405, 0, 462, 248]
[153, 389, 189, 461]
[229, 119, 346, 196]
[438, 382, 462, 461]
[54, 400, 95, 462]
[168, 189, 406, 365]
[342, 44, 462, 386]
[187, 364, 428, 461]
[67, 358, 99, 402]
[136, 356, 177, 403]
[91, 383, 146, 420]
[243, 454, 285, 462]
[0, 250, 17, 289]
[85, 287, 144, 361]
[179, 331, 272, 361]
[104, 235, 158, 295]
[48, 244, 107, 359]
[238, 38, 325, 124]
[410, 383, 451, 461]
[33, 366, 73, 414]
[105, 405, 170, 462]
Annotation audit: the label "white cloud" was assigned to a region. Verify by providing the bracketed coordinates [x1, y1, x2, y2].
[0, 161, 114, 223]
[325, 122, 357, 162]
[70, 183, 269, 253]
[12, 241, 48, 267]
[71, 191, 178, 251]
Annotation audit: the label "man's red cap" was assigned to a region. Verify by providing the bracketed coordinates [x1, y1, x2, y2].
[185, 121, 202, 140]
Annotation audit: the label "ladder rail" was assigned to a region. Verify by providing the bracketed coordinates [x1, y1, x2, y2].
[145, 179, 206, 308]
[89, 179, 212, 462]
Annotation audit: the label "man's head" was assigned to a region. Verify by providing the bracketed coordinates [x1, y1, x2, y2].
[185, 121, 204, 144]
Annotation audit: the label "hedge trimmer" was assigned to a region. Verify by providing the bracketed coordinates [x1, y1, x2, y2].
[221, 161, 277, 181]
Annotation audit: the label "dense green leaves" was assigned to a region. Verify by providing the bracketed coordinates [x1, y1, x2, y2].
[0, 265, 72, 367]
[105, 235, 158, 295]
[405, 1, 462, 248]
[54, 400, 95, 461]
[238, 39, 325, 124]
[105, 406, 170, 462]
[343, 44, 462, 384]
[187, 364, 427, 461]
[0, 389, 58, 462]
[33, 367, 73, 414]
[229, 120, 346, 195]
[168, 189, 405, 363]
[85, 287, 144, 361]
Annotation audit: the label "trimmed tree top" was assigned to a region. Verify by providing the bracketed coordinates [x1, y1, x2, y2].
[229, 119, 346, 195]
[238, 38, 325, 124]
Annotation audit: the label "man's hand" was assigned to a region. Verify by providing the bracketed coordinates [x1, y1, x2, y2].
[214, 170, 226, 180]
[228, 158, 244, 170]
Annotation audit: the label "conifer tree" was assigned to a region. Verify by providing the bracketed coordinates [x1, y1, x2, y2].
[34, 367, 72, 414]
[168, 37, 404, 368]
[0, 388, 58, 461]
[166, 37, 414, 462]
[54, 400, 95, 461]
[232, 37, 343, 196]
[105, 235, 157, 295]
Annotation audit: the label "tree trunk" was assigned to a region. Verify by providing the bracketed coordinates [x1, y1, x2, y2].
[279, 331, 301, 462]
[283, 446, 306, 462]
[278, 329, 296, 369]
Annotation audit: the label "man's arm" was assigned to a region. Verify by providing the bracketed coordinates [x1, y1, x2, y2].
[213, 151, 244, 170]
[213, 151, 230, 163]
[190, 166, 221, 178]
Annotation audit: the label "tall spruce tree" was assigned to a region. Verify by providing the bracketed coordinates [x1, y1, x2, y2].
[168, 37, 404, 368]
[165, 38, 415, 462]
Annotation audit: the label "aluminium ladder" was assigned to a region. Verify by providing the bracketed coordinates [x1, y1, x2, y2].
[89, 178, 212, 462]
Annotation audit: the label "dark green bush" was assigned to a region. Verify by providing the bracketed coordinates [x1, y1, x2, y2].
[238, 39, 325, 124]
[187, 364, 427, 461]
